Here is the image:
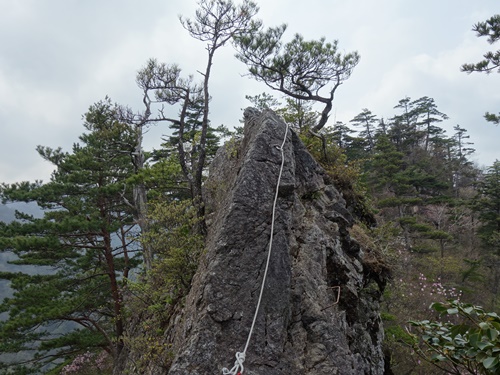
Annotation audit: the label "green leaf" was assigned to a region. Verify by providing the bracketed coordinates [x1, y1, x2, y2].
[486, 312, 500, 319]
[477, 341, 493, 350]
[431, 353, 447, 362]
[482, 356, 498, 369]
[432, 302, 447, 313]
[469, 332, 481, 348]
[479, 322, 490, 330]
[467, 347, 479, 357]
[487, 328, 499, 341]
[463, 306, 474, 314]
[450, 324, 469, 337]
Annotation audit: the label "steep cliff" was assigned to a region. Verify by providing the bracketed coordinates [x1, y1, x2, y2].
[117, 108, 388, 374]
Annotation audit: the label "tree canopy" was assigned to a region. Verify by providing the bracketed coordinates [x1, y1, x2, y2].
[462, 14, 500, 125]
[462, 15, 500, 74]
[0, 100, 140, 374]
[235, 26, 359, 132]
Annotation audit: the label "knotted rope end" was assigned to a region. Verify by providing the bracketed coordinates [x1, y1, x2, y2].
[222, 351, 245, 375]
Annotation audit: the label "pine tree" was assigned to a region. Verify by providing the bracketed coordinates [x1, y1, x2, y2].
[411, 96, 448, 152]
[134, 0, 260, 234]
[474, 161, 500, 254]
[0, 100, 140, 373]
[388, 97, 419, 152]
[244, 92, 281, 111]
[331, 121, 358, 153]
[235, 25, 359, 132]
[275, 97, 319, 131]
[462, 14, 500, 124]
[349, 108, 378, 152]
[472, 161, 500, 307]
[369, 97, 460, 254]
[450, 125, 477, 196]
[156, 94, 226, 200]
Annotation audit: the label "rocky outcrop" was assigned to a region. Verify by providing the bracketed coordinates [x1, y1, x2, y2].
[170, 108, 388, 374]
[117, 108, 388, 374]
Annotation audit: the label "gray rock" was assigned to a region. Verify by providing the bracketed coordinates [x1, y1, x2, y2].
[116, 108, 388, 374]
[169, 108, 386, 374]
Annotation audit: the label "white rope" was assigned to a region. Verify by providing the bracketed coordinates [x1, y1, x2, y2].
[222, 121, 289, 375]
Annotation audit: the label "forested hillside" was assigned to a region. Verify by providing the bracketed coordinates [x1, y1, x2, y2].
[330, 97, 500, 374]
[246, 87, 499, 373]
[0, 1, 499, 374]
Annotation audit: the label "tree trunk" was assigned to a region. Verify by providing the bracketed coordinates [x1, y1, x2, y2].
[100, 201, 124, 358]
[132, 124, 153, 270]
[134, 182, 152, 270]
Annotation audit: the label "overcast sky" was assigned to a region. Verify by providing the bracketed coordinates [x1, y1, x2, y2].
[1, 0, 499, 184]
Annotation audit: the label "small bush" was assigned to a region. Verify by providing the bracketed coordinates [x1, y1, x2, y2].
[409, 300, 500, 374]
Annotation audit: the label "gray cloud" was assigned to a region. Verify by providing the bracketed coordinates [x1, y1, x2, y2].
[1, 0, 499, 184]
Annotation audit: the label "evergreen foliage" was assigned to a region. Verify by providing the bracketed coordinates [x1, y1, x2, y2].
[473, 161, 500, 254]
[244, 92, 281, 111]
[471, 161, 500, 308]
[462, 15, 500, 74]
[134, 0, 261, 235]
[0, 100, 141, 373]
[275, 97, 319, 131]
[235, 24, 359, 132]
[462, 14, 500, 125]
[329, 94, 496, 373]
[349, 108, 378, 152]
[121, 200, 203, 373]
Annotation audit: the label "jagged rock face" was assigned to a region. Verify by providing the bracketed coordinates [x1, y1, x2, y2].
[116, 108, 386, 374]
[163, 108, 386, 374]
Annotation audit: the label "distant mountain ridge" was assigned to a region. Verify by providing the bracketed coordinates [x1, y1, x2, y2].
[0, 202, 43, 224]
[0, 204, 15, 223]
[1, 202, 48, 311]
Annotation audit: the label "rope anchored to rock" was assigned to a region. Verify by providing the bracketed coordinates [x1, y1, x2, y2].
[222, 121, 290, 375]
